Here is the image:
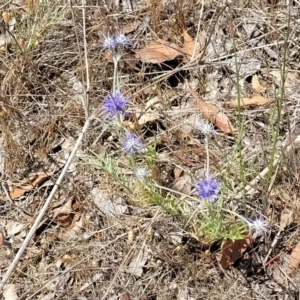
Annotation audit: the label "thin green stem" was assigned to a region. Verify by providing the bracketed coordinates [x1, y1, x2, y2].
[265, 7, 291, 206]
[231, 33, 247, 215]
[129, 154, 136, 170]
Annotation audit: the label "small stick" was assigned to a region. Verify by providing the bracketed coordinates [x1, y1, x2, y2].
[263, 229, 282, 265]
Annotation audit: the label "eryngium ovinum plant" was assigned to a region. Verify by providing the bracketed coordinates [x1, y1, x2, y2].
[89, 32, 269, 246]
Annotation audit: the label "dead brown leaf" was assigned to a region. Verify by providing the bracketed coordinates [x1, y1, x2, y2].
[53, 198, 73, 217]
[119, 288, 131, 300]
[252, 75, 266, 93]
[123, 20, 140, 34]
[183, 30, 199, 61]
[280, 208, 294, 229]
[189, 88, 236, 134]
[127, 245, 151, 277]
[136, 96, 163, 125]
[5, 172, 53, 200]
[170, 173, 192, 195]
[226, 96, 272, 108]
[0, 231, 4, 246]
[287, 240, 300, 275]
[53, 198, 81, 228]
[270, 70, 299, 87]
[12, 0, 38, 13]
[183, 30, 206, 62]
[174, 167, 184, 179]
[134, 38, 182, 63]
[220, 237, 251, 269]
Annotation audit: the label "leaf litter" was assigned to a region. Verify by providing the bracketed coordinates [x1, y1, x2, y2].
[4, 172, 53, 200]
[1, 1, 300, 299]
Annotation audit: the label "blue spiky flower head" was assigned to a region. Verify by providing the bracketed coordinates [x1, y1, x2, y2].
[247, 215, 268, 237]
[114, 32, 131, 48]
[102, 34, 116, 49]
[195, 177, 220, 201]
[102, 33, 131, 51]
[103, 92, 129, 116]
[122, 132, 144, 155]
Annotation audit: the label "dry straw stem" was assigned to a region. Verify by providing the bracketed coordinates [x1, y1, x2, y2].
[0, 0, 91, 290]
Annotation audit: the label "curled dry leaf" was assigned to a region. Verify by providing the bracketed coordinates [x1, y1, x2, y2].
[134, 38, 182, 63]
[54, 200, 72, 219]
[0, 219, 25, 237]
[227, 96, 272, 108]
[127, 245, 151, 277]
[136, 96, 163, 125]
[174, 167, 184, 179]
[53, 198, 82, 228]
[189, 88, 236, 134]
[92, 188, 128, 217]
[220, 237, 251, 269]
[5, 172, 53, 200]
[287, 240, 300, 275]
[252, 74, 266, 93]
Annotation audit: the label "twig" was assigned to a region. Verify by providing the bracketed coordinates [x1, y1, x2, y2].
[263, 229, 282, 265]
[192, 0, 204, 60]
[81, 0, 90, 117]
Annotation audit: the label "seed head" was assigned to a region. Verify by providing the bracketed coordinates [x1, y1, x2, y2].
[103, 92, 129, 116]
[247, 215, 268, 236]
[122, 132, 144, 155]
[199, 120, 215, 135]
[102, 34, 116, 49]
[195, 177, 220, 201]
[114, 33, 131, 48]
[135, 167, 150, 180]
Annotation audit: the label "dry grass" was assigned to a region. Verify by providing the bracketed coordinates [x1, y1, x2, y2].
[1, 0, 300, 299]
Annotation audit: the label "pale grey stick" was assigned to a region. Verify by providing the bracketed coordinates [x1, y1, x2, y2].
[263, 229, 282, 266]
[0, 117, 91, 290]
